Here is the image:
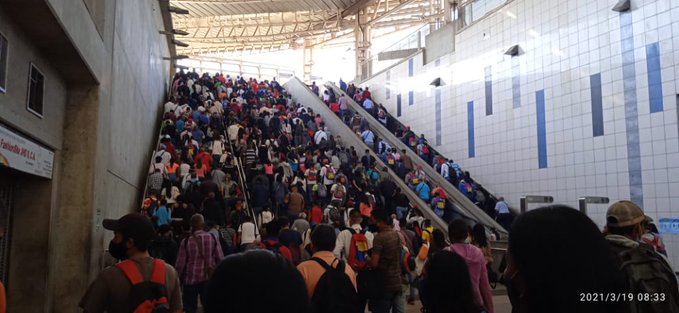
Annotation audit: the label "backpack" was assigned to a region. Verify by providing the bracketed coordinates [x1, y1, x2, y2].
[308, 169, 318, 182]
[386, 154, 395, 165]
[316, 183, 328, 198]
[116, 259, 170, 313]
[310, 258, 362, 313]
[327, 205, 341, 223]
[618, 244, 679, 313]
[262, 240, 284, 256]
[326, 166, 336, 180]
[347, 228, 370, 270]
[333, 185, 346, 199]
[408, 136, 417, 147]
[398, 232, 416, 274]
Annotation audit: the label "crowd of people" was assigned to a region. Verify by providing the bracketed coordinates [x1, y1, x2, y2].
[320, 83, 512, 230]
[77, 71, 679, 313]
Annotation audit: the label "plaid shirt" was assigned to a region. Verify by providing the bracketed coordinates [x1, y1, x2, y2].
[176, 230, 224, 285]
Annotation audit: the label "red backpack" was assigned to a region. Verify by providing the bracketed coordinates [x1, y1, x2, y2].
[116, 259, 170, 313]
[347, 228, 370, 270]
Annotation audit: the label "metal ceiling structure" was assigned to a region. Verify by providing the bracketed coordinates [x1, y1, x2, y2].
[169, 0, 445, 55]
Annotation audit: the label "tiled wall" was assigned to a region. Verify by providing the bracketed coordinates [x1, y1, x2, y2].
[363, 0, 679, 265]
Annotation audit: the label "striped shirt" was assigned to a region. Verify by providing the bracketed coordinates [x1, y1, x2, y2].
[175, 230, 224, 285]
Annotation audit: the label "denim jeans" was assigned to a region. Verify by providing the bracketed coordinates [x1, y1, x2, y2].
[370, 290, 404, 313]
[182, 281, 206, 313]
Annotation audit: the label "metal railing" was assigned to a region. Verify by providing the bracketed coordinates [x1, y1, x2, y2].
[324, 82, 508, 235]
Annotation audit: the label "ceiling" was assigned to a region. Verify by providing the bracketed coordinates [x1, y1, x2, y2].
[169, 0, 444, 55]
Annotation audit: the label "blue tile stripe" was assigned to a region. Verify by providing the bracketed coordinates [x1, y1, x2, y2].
[620, 12, 644, 207]
[485, 66, 493, 115]
[397, 94, 402, 117]
[408, 59, 414, 105]
[590, 73, 604, 137]
[468, 101, 475, 158]
[512, 58, 521, 108]
[386, 70, 391, 100]
[646, 42, 663, 113]
[435, 89, 442, 146]
[536, 90, 548, 169]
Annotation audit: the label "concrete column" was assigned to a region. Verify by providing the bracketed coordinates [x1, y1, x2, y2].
[7, 171, 56, 312]
[354, 8, 372, 82]
[303, 39, 314, 84]
[49, 85, 101, 313]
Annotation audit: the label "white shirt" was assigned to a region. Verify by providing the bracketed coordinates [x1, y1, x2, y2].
[211, 140, 225, 155]
[227, 124, 240, 141]
[238, 222, 259, 245]
[441, 163, 450, 179]
[179, 163, 191, 177]
[164, 101, 177, 114]
[333, 224, 374, 262]
[314, 130, 328, 145]
[154, 150, 171, 164]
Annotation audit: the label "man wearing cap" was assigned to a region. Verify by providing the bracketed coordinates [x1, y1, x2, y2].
[80, 213, 182, 313]
[605, 200, 679, 312]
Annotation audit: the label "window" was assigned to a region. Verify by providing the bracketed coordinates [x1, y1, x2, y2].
[0, 33, 7, 93]
[27, 64, 44, 117]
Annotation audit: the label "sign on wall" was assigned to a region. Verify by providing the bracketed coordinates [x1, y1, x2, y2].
[0, 123, 54, 179]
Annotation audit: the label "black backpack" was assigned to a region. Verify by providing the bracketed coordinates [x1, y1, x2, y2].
[618, 244, 679, 313]
[310, 258, 362, 313]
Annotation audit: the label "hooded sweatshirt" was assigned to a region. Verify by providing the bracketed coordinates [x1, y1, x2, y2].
[447, 243, 494, 313]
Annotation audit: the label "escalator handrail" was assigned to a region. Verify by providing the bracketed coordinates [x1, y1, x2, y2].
[284, 77, 450, 234]
[222, 121, 259, 234]
[324, 82, 507, 234]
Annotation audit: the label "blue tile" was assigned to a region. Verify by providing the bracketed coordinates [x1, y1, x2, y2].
[397, 94, 402, 117]
[620, 12, 644, 207]
[468, 101, 475, 158]
[646, 42, 664, 113]
[485, 66, 493, 115]
[386, 70, 391, 100]
[512, 58, 521, 108]
[408, 58, 414, 77]
[435, 89, 442, 146]
[536, 90, 548, 169]
[409, 91, 414, 106]
[590, 73, 604, 137]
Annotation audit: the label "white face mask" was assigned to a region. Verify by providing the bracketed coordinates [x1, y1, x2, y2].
[464, 237, 472, 244]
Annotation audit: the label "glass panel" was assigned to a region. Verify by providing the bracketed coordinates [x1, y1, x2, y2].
[0, 35, 7, 92]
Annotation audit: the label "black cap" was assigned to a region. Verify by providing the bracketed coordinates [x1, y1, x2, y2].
[102, 213, 155, 247]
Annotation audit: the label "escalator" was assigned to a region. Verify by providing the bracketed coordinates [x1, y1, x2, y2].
[284, 76, 451, 233]
[323, 82, 508, 235]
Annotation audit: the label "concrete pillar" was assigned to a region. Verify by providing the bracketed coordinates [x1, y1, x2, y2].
[444, 0, 452, 24]
[49, 85, 101, 313]
[354, 8, 372, 82]
[303, 39, 314, 84]
[7, 171, 55, 312]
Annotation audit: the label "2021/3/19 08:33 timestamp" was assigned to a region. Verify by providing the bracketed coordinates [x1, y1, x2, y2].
[579, 293, 666, 302]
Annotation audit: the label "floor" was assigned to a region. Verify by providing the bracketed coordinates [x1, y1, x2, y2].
[405, 295, 512, 313]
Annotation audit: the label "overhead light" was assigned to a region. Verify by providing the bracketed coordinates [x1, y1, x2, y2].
[504, 44, 520, 56]
[159, 29, 190, 36]
[172, 39, 190, 48]
[430, 77, 443, 87]
[168, 6, 189, 14]
[612, 0, 631, 12]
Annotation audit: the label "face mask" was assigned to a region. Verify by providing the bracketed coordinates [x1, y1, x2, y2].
[108, 238, 129, 260]
[464, 237, 472, 244]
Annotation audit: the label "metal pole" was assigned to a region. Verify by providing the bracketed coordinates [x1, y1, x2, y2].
[520, 197, 527, 214]
[578, 198, 587, 214]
